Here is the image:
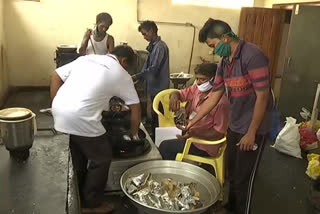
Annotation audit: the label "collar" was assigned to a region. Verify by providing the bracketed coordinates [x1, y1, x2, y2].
[88, 54, 119, 68]
[107, 54, 119, 63]
[195, 87, 212, 107]
[146, 36, 161, 52]
[223, 40, 244, 63]
[233, 40, 244, 59]
[151, 36, 161, 45]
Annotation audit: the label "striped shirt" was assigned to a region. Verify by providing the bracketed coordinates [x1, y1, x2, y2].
[213, 40, 273, 135]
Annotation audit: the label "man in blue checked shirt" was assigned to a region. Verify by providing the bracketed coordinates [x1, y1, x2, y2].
[133, 20, 169, 139]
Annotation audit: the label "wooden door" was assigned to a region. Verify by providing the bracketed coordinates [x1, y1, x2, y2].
[238, 7, 286, 88]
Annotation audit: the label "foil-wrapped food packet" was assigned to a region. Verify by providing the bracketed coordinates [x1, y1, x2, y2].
[133, 187, 150, 204]
[132, 173, 151, 187]
[174, 108, 186, 128]
[125, 173, 203, 211]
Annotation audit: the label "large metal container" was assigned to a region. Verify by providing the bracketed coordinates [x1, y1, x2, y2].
[120, 160, 220, 214]
[0, 113, 37, 151]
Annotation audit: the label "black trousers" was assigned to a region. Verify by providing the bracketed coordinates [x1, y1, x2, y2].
[69, 134, 112, 208]
[225, 129, 266, 214]
[159, 138, 209, 160]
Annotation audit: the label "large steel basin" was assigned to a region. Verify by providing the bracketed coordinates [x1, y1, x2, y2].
[120, 160, 220, 214]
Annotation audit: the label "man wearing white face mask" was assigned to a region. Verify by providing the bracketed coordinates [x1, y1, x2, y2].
[159, 63, 229, 162]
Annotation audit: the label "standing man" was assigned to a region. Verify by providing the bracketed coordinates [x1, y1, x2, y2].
[187, 18, 273, 214]
[79, 12, 115, 55]
[51, 45, 141, 214]
[133, 20, 169, 139]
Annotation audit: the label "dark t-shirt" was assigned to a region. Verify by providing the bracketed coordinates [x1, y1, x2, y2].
[213, 40, 273, 135]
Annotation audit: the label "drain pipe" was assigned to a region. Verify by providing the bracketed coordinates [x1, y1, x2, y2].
[136, 0, 196, 74]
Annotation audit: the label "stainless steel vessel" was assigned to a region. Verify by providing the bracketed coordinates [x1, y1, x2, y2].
[0, 109, 36, 152]
[120, 160, 220, 214]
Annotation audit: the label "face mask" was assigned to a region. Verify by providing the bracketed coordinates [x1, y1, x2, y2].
[197, 80, 213, 92]
[214, 41, 231, 57]
[95, 26, 106, 38]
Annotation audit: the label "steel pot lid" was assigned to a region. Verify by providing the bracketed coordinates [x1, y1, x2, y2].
[170, 72, 193, 80]
[57, 44, 77, 53]
[0, 107, 32, 120]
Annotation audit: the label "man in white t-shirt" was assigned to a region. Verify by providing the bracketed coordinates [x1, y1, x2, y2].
[50, 45, 140, 214]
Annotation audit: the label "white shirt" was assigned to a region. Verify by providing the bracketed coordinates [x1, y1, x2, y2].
[86, 34, 109, 55]
[52, 54, 140, 137]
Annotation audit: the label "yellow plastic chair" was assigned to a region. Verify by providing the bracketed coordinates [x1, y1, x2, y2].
[152, 89, 185, 127]
[175, 136, 227, 199]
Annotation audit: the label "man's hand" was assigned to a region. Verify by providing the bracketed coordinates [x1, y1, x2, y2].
[169, 92, 181, 112]
[186, 119, 194, 131]
[170, 98, 180, 112]
[176, 124, 187, 131]
[131, 74, 140, 85]
[83, 28, 92, 40]
[237, 132, 256, 151]
[79, 29, 93, 55]
[128, 103, 141, 137]
[132, 74, 139, 81]
[176, 133, 190, 141]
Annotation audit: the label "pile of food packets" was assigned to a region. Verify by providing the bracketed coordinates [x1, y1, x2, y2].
[125, 173, 203, 211]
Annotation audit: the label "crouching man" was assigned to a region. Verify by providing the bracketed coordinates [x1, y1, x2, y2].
[50, 45, 141, 214]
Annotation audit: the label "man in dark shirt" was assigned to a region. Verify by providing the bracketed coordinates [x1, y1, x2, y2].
[187, 18, 273, 214]
[133, 20, 169, 139]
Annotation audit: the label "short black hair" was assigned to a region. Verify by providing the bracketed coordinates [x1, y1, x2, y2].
[96, 12, 113, 25]
[199, 18, 232, 43]
[138, 20, 158, 34]
[111, 45, 135, 66]
[194, 63, 217, 78]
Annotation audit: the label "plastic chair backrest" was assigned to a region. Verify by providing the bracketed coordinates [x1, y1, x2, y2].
[152, 89, 184, 127]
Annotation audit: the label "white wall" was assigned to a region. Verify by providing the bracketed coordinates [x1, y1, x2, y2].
[4, 0, 241, 86]
[254, 0, 266, 7]
[0, 0, 9, 106]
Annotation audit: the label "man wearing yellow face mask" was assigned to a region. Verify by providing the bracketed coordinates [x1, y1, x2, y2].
[186, 18, 273, 214]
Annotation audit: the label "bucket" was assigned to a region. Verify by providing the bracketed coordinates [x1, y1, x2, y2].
[0, 108, 37, 152]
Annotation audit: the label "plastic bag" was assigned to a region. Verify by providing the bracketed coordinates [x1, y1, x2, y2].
[317, 129, 320, 141]
[299, 127, 318, 150]
[174, 108, 186, 127]
[272, 117, 302, 159]
[306, 154, 320, 180]
[300, 120, 320, 131]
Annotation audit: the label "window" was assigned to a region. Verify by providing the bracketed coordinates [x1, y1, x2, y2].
[172, 0, 254, 8]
